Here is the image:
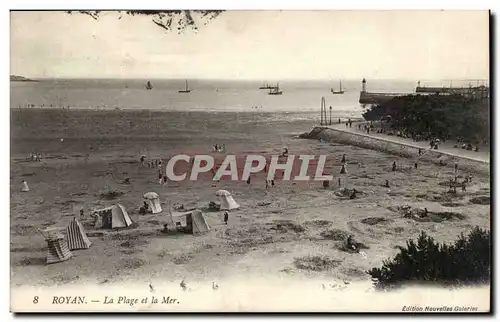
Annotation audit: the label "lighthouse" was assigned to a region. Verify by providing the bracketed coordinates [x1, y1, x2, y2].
[361, 78, 366, 93]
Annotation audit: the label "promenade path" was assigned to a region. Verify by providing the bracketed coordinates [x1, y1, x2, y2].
[323, 122, 490, 164]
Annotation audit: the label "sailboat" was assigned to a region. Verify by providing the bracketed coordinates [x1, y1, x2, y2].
[146, 81, 153, 90]
[178, 80, 191, 93]
[259, 81, 274, 90]
[268, 83, 283, 95]
[331, 80, 345, 94]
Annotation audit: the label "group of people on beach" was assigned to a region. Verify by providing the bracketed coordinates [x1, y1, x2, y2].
[28, 152, 43, 162]
[16, 103, 78, 109]
[213, 144, 226, 153]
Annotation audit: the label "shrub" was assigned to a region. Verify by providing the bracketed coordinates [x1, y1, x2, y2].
[367, 226, 491, 290]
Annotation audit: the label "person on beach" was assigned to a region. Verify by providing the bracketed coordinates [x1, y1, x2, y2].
[384, 180, 390, 188]
[392, 161, 397, 172]
[140, 155, 145, 166]
[461, 180, 467, 192]
[418, 148, 423, 156]
[346, 235, 357, 251]
[345, 122, 348, 128]
[158, 172, 163, 184]
[80, 209, 84, 219]
[224, 211, 229, 225]
[414, 162, 418, 169]
[163, 175, 168, 186]
[338, 178, 341, 187]
[454, 162, 458, 174]
[247, 176, 251, 185]
[338, 118, 341, 124]
[340, 164, 347, 174]
[341, 154, 346, 164]
[271, 180, 275, 187]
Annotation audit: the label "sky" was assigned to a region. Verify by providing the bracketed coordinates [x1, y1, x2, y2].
[10, 10, 490, 80]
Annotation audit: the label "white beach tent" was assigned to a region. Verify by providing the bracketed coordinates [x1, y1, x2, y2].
[215, 189, 240, 210]
[94, 204, 133, 229]
[143, 192, 162, 214]
[20, 180, 30, 192]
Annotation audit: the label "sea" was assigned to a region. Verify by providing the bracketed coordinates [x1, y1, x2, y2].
[10, 78, 427, 119]
[9, 78, 471, 157]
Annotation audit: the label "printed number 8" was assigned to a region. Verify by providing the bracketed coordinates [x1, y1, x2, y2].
[33, 296, 39, 304]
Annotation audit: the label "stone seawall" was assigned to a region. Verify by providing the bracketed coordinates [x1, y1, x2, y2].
[300, 127, 490, 176]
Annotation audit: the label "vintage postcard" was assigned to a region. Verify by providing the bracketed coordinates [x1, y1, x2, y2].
[9, 10, 491, 312]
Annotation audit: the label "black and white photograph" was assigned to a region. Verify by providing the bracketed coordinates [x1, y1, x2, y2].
[8, 9, 491, 312]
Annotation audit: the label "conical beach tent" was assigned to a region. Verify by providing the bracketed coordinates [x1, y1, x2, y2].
[94, 204, 132, 229]
[190, 210, 210, 234]
[41, 230, 73, 264]
[143, 192, 162, 214]
[20, 180, 30, 192]
[66, 217, 92, 250]
[215, 190, 240, 210]
[170, 209, 210, 235]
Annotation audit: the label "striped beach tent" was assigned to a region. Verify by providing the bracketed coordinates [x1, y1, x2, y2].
[41, 229, 73, 265]
[66, 217, 92, 250]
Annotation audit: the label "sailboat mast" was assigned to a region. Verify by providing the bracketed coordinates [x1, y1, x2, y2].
[339, 80, 342, 91]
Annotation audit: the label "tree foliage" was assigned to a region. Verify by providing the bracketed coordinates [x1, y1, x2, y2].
[66, 10, 224, 33]
[362, 94, 489, 144]
[367, 227, 491, 290]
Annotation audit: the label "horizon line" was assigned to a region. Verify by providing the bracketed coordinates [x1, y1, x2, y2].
[10, 76, 490, 82]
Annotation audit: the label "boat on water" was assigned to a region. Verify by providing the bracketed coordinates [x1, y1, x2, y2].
[268, 83, 283, 95]
[178, 80, 191, 93]
[146, 81, 153, 90]
[259, 81, 275, 90]
[331, 80, 345, 94]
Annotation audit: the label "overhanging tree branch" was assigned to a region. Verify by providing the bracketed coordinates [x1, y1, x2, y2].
[66, 10, 224, 33]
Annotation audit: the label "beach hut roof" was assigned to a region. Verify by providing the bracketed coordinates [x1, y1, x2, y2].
[143, 192, 159, 199]
[215, 189, 231, 197]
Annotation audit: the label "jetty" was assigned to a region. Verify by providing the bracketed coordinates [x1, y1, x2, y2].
[358, 78, 490, 105]
[415, 81, 489, 99]
[300, 123, 489, 176]
[358, 78, 410, 104]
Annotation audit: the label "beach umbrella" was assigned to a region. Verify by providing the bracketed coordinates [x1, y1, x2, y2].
[215, 189, 231, 197]
[143, 192, 159, 199]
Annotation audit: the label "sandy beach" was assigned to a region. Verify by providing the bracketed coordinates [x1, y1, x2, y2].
[10, 108, 491, 290]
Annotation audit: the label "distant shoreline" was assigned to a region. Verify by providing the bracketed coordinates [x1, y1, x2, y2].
[10, 75, 38, 82]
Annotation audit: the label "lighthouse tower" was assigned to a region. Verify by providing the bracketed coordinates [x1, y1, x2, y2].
[361, 78, 367, 93]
